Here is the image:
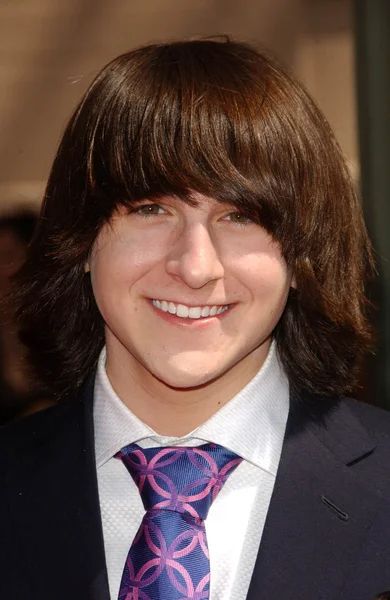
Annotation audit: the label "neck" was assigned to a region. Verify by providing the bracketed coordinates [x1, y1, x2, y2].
[104, 344, 269, 436]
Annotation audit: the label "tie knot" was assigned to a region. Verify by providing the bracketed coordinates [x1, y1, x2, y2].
[116, 443, 242, 521]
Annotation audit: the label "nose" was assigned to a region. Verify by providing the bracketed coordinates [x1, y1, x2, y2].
[166, 223, 225, 289]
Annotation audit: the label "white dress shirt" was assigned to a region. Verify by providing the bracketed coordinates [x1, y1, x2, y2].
[93, 342, 289, 600]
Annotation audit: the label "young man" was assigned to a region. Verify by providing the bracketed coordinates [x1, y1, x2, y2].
[1, 39, 390, 600]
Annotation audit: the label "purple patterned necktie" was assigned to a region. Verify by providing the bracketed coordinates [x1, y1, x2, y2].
[115, 443, 243, 600]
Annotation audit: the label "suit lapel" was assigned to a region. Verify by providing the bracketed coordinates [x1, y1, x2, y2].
[4, 375, 110, 600]
[247, 397, 382, 600]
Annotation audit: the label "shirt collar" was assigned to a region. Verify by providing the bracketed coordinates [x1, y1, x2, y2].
[93, 341, 289, 476]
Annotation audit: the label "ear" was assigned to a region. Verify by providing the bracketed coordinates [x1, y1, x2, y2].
[84, 260, 90, 273]
[291, 275, 296, 289]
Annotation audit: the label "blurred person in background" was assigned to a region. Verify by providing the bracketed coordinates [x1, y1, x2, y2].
[0, 209, 48, 424]
[1, 39, 390, 600]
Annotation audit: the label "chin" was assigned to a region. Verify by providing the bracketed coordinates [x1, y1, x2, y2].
[151, 361, 222, 390]
[157, 372, 216, 390]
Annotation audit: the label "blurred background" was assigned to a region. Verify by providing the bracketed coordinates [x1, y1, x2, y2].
[0, 0, 389, 420]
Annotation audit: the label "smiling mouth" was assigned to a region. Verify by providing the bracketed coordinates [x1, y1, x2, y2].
[151, 299, 230, 319]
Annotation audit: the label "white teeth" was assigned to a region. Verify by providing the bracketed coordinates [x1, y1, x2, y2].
[176, 304, 189, 318]
[152, 299, 229, 319]
[188, 306, 201, 319]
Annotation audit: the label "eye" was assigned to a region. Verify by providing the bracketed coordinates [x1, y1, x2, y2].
[224, 211, 253, 225]
[131, 203, 165, 216]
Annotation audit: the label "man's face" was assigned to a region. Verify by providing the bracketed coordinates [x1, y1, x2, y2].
[88, 193, 292, 390]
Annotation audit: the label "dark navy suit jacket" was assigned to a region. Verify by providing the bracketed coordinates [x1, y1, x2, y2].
[1, 374, 390, 600]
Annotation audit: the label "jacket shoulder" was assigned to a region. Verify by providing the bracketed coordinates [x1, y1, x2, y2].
[342, 397, 390, 442]
[0, 372, 95, 455]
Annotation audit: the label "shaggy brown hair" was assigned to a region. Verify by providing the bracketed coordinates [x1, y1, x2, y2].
[13, 38, 374, 400]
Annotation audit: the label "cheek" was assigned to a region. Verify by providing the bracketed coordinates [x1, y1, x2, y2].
[89, 236, 166, 305]
[236, 253, 291, 300]
[224, 230, 291, 297]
